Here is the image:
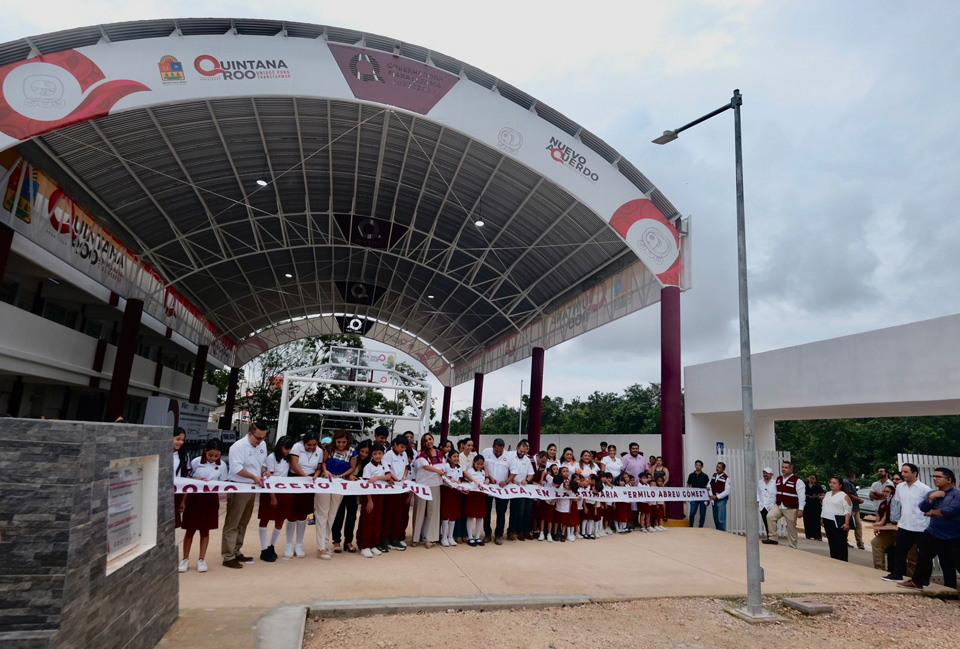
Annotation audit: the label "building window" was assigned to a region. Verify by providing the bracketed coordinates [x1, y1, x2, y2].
[43, 301, 79, 329]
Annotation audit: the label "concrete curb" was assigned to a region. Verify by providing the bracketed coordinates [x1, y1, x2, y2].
[306, 594, 592, 619]
[257, 605, 307, 649]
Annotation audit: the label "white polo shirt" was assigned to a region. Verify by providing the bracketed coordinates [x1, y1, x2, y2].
[290, 441, 322, 475]
[757, 478, 777, 510]
[895, 480, 931, 533]
[189, 456, 228, 481]
[602, 456, 623, 476]
[466, 467, 487, 485]
[508, 453, 534, 483]
[264, 454, 290, 478]
[382, 449, 409, 481]
[227, 435, 267, 483]
[482, 447, 511, 485]
[443, 462, 464, 482]
[363, 462, 387, 480]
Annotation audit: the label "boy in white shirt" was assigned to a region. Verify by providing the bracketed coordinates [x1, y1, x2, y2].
[381, 436, 410, 551]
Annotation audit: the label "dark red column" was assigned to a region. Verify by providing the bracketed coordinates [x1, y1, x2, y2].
[7, 376, 25, 417]
[440, 385, 452, 444]
[660, 285, 683, 518]
[470, 372, 483, 447]
[0, 223, 13, 283]
[528, 347, 545, 454]
[219, 366, 241, 431]
[105, 298, 143, 422]
[188, 344, 208, 404]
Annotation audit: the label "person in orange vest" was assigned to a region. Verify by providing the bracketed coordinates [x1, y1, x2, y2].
[763, 460, 805, 548]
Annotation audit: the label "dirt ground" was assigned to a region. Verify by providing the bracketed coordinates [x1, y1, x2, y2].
[304, 594, 959, 649]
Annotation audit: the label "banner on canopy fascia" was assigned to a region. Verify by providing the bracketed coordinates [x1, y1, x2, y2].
[0, 156, 234, 364]
[0, 33, 681, 289]
[175, 476, 434, 500]
[442, 478, 709, 503]
[452, 258, 662, 385]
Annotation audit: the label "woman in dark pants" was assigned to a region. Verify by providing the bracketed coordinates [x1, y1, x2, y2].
[804, 474, 825, 540]
[821, 477, 853, 561]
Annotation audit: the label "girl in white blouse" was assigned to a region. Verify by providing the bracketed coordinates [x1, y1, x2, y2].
[180, 439, 228, 574]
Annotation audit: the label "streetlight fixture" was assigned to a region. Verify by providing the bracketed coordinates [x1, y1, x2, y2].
[654, 89, 774, 621]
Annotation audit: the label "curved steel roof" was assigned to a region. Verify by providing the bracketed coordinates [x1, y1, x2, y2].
[1, 19, 686, 384]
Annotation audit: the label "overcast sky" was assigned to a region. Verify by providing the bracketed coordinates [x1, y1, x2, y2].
[5, 1, 959, 417]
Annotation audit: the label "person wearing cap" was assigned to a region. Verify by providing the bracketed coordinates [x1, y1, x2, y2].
[482, 438, 511, 544]
[221, 421, 268, 569]
[381, 435, 410, 551]
[756, 467, 778, 541]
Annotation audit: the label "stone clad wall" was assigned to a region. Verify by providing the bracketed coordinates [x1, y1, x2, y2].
[0, 420, 178, 649]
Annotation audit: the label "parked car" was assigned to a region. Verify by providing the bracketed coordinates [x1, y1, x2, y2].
[857, 488, 879, 519]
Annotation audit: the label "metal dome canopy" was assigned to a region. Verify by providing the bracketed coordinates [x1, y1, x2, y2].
[0, 19, 688, 386]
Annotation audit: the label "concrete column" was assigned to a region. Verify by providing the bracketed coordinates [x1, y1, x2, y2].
[188, 345, 208, 404]
[0, 222, 13, 282]
[440, 385, 452, 444]
[528, 347, 545, 454]
[470, 372, 483, 448]
[219, 366, 240, 431]
[105, 298, 143, 422]
[660, 285, 683, 518]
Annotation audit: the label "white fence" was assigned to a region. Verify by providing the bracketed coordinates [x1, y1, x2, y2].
[717, 449, 792, 536]
[896, 454, 960, 486]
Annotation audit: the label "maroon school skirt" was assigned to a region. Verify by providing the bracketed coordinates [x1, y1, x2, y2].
[535, 499, 554, 524]
[181, 493, 220, 532]
[288, 493, 314, 521]
[259, 492, 293, 524]
[568, 501, 581, 526]
[465, 491, 486, 518]
[614, 501, 631, 523]
[440, 486, 462, 521]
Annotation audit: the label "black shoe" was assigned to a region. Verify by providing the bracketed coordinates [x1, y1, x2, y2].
[222, 558, 243, 569]
[478, 539, 485, 547]
[235, 553, 254, 564]
[761, 539, 778, 545]
[260, 548, 277, 563]
[881, 573, 903, 582]
[468, 539, 477, 547]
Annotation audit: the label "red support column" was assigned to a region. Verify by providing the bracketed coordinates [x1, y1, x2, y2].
[188, 345, 208, 404]
[528, 347, 545, 454]
[105, 298, 143, 422]
[7, 375, 25, 417]
[440, 385, 452, 444]
[0, 223, 13, 283]
[220, 366, 240, 431]
[660, 285, 683, 519]
[470, 373, 483, 448]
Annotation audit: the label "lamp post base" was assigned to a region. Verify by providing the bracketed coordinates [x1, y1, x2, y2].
[726, 606, 783, 624]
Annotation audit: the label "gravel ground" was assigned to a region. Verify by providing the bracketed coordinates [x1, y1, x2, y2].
[304, 594, 959, 649]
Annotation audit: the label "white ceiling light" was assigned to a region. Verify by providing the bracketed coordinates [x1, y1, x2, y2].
[475, 220, 484, 227]
[427, 294, 435, 299]
[284, 273, 292, 278]
[256, 179, 268, 187]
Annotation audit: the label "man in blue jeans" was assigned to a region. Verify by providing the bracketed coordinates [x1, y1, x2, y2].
[710, 462, 731, 532]
[687, 460, 710, 527]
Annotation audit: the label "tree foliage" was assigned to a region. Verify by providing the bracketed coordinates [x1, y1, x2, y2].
[776, 416, 960, 482]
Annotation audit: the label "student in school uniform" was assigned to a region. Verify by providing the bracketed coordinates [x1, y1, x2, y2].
[179, 439, 227, 573]
[440, 449, 465, 547]
[638, 471, 654, 532]
[357, 444, 394, 558]
[287, 431, 324, 560]
[612, 473, 632, 534]
[464, 455, 490, 546]
[553, 472, 572, 542]
[173, 427, 189, 530]
[257, 435, 294, 563]
[381, 435, 411, 551]
[532, 452, 551, 541]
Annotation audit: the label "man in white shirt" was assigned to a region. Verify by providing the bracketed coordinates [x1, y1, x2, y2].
[482, 438, 511, 544]
[221, 421, 268, 568]
[757, 467, 778, 541]
[507, 439, 535, 541]
[763, 461, 805, 548]
[868, 467, 894, 501]
[882, 462, 930, 582]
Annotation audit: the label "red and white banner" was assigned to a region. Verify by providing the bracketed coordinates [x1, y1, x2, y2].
[443, 479, 708, 503]
[175, 477, 434, 500]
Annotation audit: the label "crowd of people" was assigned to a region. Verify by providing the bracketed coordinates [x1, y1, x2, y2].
[172, 424, 685, 571]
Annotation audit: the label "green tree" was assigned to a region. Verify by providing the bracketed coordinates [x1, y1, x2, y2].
[204, 367, 244, 404]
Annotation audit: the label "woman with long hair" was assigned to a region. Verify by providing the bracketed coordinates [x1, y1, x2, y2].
[173, 427, 189, 529]
[326, 430, 357, 554]
[411, 433, 444, 548]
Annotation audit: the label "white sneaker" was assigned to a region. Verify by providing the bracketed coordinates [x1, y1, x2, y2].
[567, 533, 575, 542]
[657, 525, 667, 531]
[538, 532, 545, 541]
[178, 559, 190, 573]
[441, 538, 450, 547]
[546, 533, 554, 543]
[449, 538, 458, 546]
[295, 544, 305, 558]
[371, 547, 382, 556]
[361, 548, 374, 558]
[283, 544, 294, 560]
[197, 559, 208, 573]
[398, 541, 407, 549]
[646, 527, 655, 533]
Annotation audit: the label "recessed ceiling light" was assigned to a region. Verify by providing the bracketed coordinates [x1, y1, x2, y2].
[256, 179, 268, 187]
[427, 294, 434, 299]
[284, 273, 293, 278]
[475, 220, 484, 227]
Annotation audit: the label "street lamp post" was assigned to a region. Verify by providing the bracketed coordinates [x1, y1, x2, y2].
[654, 89, 773, 620]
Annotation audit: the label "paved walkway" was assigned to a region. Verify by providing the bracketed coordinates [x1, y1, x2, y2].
[175, 523, 908, 610]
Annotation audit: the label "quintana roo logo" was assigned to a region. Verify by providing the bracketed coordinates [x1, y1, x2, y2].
[0, 50, 150, 141]
[348, 53, 384, 83]
[609, 198, 682, 286]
